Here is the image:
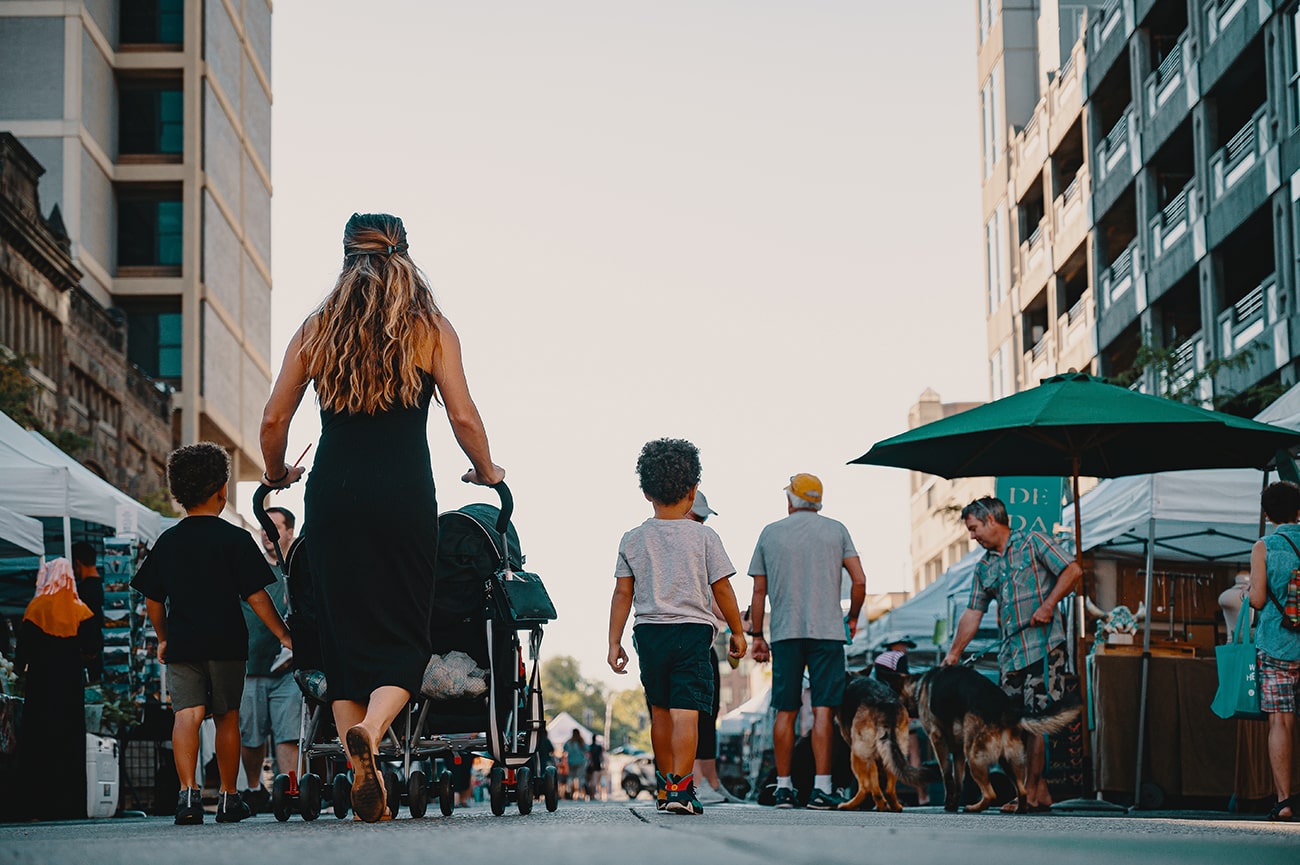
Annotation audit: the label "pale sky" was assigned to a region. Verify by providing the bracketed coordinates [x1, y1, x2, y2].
[240, 0, 988, 689]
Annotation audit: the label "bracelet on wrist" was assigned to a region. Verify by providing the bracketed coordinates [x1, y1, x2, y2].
[748, 631, 764, 638]
[263, 469, 289, 484]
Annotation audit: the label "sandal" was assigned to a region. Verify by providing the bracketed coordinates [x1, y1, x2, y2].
[345, 726, 387, 823]
[1266, 795, 1296, 822]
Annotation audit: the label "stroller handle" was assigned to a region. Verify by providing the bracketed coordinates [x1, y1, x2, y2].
[492, 481, 513, 536]
[252, 484, 287, 570]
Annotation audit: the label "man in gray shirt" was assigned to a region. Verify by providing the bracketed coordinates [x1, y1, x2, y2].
[749, 473, 866, 810]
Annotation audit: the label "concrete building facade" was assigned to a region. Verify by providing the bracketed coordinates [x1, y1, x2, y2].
[981, 0, 1300, 410]
[0, 0, 273, 480]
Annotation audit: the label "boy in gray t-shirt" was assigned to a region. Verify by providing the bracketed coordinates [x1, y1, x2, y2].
[608, 438, 746, 815]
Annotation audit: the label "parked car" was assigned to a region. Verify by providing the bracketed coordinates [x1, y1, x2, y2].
[620, 755, 657, 799]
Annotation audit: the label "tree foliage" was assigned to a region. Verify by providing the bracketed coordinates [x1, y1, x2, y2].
[541, 655, 651, 752]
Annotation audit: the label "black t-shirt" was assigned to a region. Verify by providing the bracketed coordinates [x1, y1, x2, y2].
[132, 516, 275, 662]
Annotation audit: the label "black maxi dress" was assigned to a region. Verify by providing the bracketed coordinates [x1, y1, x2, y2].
[305, 372, 439, 701]
[14, 620, 89, 820]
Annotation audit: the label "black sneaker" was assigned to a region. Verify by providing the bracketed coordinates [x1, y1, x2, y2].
[805, 788, 846, 810]
[664, 773, 703, 815]
[174, 788, 204, 825]
[242, 787, 270, 815]
[772, 787, 797, 809]
[216, 790, 252, 823]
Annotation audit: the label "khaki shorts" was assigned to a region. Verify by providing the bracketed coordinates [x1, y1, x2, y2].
[168, 659, 246, 715]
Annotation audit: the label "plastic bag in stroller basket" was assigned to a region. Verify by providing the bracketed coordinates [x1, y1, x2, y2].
[493, 567, 556, 625]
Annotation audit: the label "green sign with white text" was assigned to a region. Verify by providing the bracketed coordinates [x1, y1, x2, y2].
[994, 477, 1065, 536]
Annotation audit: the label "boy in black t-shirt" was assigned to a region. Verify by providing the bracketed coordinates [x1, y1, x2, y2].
[133, 443, 292, 825]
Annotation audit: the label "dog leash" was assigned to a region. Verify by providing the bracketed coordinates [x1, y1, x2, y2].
[959, 620, 1035, 667]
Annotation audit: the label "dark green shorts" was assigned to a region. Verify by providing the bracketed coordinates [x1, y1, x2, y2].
[168, 659, 246, 715]
[633, 622, 714, 712]
[770, 638, 846, 711]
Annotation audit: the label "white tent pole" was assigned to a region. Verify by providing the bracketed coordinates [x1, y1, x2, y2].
[62, 513, 71, 560]
[1131, 511, 1157, 811]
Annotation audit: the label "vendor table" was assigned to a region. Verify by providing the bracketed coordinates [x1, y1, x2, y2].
[1089, 654, 1299, 801]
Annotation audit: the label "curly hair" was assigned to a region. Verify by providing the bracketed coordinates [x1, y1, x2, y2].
[636, 438, 701, 506]
[300, 212, 443, 415]
[1262, 481, 1300, 525]
[167, 442, 231, 509]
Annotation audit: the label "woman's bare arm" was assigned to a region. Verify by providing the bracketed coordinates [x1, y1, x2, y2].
[427, 316, 504, 486]
[259, 324, 311, 487]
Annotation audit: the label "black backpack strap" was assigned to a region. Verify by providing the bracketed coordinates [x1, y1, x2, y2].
[1271, 532, 1300, 616]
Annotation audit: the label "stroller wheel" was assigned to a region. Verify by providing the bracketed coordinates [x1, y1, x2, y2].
[544, 766, 559, 812]
[488, 765, 506, 816]
[384, 769, 401, 819]
[408, 770, 428, 819]
[271, 773, 292, 822]
[333, 774, 351, 819]
[438, 769, 455, 817]
[299, 773, 322, 821]
[516, 766, 533, 815]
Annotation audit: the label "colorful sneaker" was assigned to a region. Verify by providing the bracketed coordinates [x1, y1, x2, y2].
[664, 773, 703, 815]
[655, 771, 667, 811]
[772, 787, 797, 809]
[216, 790, 252, 823]
[806, 788, 846, 810]
[174, 788, 204, 825]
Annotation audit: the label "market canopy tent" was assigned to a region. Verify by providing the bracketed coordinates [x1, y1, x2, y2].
[0, 409, 162, 552]
[855, 549, 986, 653]
[0, 505, 43, 558]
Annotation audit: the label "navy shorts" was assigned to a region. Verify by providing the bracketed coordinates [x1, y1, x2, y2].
[770, 638, 846, 711]
[633, 623, 714, 712]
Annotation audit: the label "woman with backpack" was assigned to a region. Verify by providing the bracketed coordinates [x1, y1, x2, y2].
[1247, 481, 1300, 822]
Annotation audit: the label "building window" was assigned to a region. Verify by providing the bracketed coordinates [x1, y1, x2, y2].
[123, 302, 182, 383]
[990, 339, 1013, 399]
[117, 187, 182, 272]
[120, 0, 184, 45]
[119, 77, 183, 158]
[985, 208, 1009, 312]
[979, 0, 996, 44]
[1290, 7, 1300, 131]
[980, 63, 1004, 178]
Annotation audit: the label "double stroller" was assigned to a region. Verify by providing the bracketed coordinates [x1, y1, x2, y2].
[253, 481, 558, 820]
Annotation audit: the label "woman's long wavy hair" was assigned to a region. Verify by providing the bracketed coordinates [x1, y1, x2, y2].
[302, 213, 442, 414]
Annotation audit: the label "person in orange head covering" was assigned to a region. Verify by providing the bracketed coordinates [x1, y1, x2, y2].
[15, 557, 95, 820]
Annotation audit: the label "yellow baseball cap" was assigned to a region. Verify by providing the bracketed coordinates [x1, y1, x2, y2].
[785, 473, 823, 504]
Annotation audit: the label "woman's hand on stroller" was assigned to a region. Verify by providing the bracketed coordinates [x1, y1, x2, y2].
[608, 643, 628, 674]
[262, 463, 305, 489]
[461, 464, 505, 486]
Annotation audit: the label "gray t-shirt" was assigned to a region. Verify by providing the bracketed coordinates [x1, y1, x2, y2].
[614, 518, 735, 632]
[748, 510, 858, 643]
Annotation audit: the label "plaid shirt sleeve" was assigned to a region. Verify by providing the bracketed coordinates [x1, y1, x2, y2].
[968, 557, 995, 612]
[1028, 532, 1071, 577]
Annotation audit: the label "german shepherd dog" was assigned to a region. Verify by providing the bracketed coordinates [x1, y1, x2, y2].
[834, 671, 935, 811]
[913, 664, 1080, 814]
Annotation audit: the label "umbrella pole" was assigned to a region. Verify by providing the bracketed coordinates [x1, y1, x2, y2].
[1131, 514, 1157, 811]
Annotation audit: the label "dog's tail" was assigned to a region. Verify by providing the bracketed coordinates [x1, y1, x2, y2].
[877, 709, 941, 788]
[1015, 700, 1082, 737]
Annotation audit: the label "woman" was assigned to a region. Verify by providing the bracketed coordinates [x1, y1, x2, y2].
[564, 729, 587, 800]
[15, 558, 94, 820]
[260, 213, 504, 822]
[1247, 481, 1300, 822]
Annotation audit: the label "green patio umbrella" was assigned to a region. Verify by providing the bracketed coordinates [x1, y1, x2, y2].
[850, 371, 1300, 809]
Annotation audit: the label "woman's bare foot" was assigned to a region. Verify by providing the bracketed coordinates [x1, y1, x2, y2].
[345, 726, 386, 822]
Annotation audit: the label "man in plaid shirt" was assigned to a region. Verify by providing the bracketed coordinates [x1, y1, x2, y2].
[942, 496, 1081, 811]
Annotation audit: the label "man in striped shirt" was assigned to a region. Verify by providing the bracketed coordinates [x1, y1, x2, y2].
[942, 496, 1081, 811]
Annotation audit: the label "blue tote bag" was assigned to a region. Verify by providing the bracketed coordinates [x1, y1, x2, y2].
[1211, 606, 1265, 721]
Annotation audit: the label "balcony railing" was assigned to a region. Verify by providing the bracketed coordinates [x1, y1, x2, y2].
[1205, 0, 1247, 46]
[70, 288, 125, 352]
[1149, 180, 1196, 260]
[1023, 332, 1056, 386]
[1058, 290, 1095, 351]
[1210, 105, 1269, 200]
[1102, 241, 1136, 304]
[126, 363, 173, 423]
[1218, 278, 1271, 356]
[1020, 218, 1050, 286]
[1013, 99, 1048, 181]
[1093, 0, 1124, 51]
[1145, 32, 1187, 117]
[1096, 108, 1133, 183]
[1159, 332, 1209, 403]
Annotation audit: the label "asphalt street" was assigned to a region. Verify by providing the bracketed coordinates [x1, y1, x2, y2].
[0, 800, 1296, 865]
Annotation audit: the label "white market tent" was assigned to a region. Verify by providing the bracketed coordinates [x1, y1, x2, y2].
[546, 711, 595, 750]
[0, 505, 43, 557]
[0, 409, 161, 555]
